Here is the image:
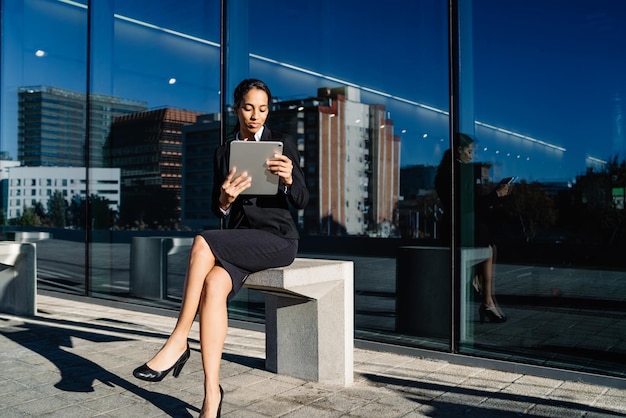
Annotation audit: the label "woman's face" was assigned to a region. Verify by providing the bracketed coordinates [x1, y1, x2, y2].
[235, 87, 269, 140]
[458, 143, 474, 163]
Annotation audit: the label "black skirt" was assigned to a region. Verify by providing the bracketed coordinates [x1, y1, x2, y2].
[199, 228, 298, 301]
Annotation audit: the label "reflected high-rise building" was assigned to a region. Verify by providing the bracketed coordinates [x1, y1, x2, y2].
[272, 86, 400, 236]
[180, 113, 233, 231]
[105, 108, 201, 228]
[18, 86, 147, 167]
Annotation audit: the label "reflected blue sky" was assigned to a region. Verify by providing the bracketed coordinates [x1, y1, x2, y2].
[2, 0, 625, 183]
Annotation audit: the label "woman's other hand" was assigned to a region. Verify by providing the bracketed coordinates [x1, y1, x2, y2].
[219, 167, 251, 210]
[267, 153, 294, 187]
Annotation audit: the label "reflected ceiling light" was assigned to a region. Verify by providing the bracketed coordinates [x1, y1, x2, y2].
[422, 133, 428, 138]
[587, 156, 607, 165]
[483, 147, 488, 151]
[35, 50, 46, 57]
[57, 0, 87, 9]
[168, 78, 177, 84]
[355, 119, 361, 123]
[495, 150, 500, 154]
[381, 124, 385, 128]
[401, 129, 407, 134]
[114, 14, 220, 47]
[475, 121, 566, 152]
[298, 106, 305, 111]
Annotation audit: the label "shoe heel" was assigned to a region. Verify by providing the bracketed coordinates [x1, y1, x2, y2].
[172, 361, 185, 378]
[172, 345, 190, 378]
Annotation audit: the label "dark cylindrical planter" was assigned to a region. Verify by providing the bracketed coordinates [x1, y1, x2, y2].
[395, 246, 451, 339]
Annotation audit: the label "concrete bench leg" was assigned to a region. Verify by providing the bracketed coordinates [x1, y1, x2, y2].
[0, 242, 37, 316]
[264, 279, 351, 386]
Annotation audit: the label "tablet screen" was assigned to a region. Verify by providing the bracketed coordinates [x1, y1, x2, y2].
[228, 141, 283, 195]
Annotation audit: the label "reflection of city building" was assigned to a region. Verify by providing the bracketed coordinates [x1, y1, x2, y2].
[180, 113, 230, 230]
[105, 108, 201, 227]
[398, 164, 439, 239]
[18, 86, 147, 167]
[1, 166, 120, 219]
[0, 160, 22, 217]
[272, 86, 400, 236]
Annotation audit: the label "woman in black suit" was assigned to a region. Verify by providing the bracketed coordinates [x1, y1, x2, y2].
[133, 79, 308, 418]
[435, 133, 509, 324]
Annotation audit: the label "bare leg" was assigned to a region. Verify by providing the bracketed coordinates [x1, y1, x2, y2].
[481, 247, 496, 308]
[481, 245, 505, 317]
[146, 235, 217, 371]
[198, 265, 232, 417]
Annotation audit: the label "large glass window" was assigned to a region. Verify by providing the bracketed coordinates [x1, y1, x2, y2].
[87, 0, 220, 299]
[458, 0, 626, 378]
[2, 0, 625, 381]
[1, 0, 89, 293]
[223, 0, 451, 342]
[0, 0, 220, 304]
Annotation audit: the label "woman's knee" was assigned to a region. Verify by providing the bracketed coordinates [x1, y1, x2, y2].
[192, 235, 214, 260]
[202, 267, 232, 299]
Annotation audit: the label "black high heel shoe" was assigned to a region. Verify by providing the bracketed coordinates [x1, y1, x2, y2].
[133, 344, 190, 382]
[217, 385, 224, 418]
[479, 304, 507, 324]
[200, 385, 224, 418]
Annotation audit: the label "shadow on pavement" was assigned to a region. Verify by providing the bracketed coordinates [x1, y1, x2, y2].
[0, 318, 198, 417]
[363, 373, 624, 417]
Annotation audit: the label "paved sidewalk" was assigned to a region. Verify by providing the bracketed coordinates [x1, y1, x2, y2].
[1, 294, 625, 417]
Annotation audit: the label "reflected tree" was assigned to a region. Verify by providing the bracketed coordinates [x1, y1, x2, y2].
[505, 180, 556, 242]
[47, 190, 68, 227]
[68, 194, 116, 230]
[13, 206, 42, 227]
[573, 156, 626, 245]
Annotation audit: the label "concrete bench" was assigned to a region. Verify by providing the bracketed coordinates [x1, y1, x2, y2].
[243, 258, 354, 386]
[0, 242, 37, 316]
[129, 237, 354, 386]
[13, 231, 51, 242]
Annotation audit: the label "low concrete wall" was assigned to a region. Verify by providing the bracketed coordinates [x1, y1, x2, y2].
[0, 242, 37, 316]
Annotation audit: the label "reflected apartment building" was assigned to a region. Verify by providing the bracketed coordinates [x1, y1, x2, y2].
[5, 86, 142, 221]
[18, 86, 147, 167]
[105, 108, 201, 229]
[272, 86, 400, 236]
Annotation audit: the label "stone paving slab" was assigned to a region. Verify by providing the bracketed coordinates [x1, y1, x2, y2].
[0, 294, 625, 417]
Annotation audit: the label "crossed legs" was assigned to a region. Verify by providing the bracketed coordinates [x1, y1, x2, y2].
[144, 235, 231, 417]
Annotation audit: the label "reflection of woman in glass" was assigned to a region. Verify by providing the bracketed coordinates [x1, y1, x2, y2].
[132, 79, 309, 417]
[435, 133, 510, 323]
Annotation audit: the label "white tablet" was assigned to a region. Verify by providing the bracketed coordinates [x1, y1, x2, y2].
[229, 140, 284, 195]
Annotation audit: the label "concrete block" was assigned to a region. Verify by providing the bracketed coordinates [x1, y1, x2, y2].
[14, 231, 51, 242]
[245, 258, 354, 386]
[130, 237, 192, 299]
[0, 242, 37, 316]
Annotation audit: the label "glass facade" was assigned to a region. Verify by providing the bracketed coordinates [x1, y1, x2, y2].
[1, 0, 625, 381]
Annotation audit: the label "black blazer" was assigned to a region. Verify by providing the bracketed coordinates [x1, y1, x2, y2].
[211, 127, 309, 239]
